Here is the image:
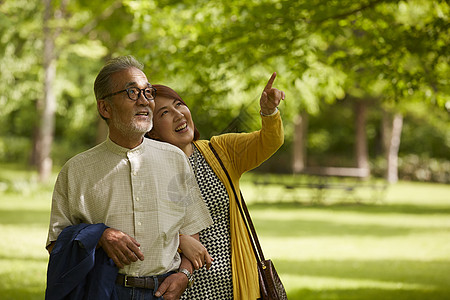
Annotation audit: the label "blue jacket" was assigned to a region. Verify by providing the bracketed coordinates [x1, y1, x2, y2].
[45, 223, 118, 300]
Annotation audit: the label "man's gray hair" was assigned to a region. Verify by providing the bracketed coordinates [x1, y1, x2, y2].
[94, 55, 144, 101]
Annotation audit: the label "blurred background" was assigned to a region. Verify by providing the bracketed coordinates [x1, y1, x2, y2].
[0, 0, 449, 299]
[0, 0, 448, 182]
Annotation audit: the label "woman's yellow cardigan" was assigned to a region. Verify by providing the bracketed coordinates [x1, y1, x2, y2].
[193, 111, 284, 300]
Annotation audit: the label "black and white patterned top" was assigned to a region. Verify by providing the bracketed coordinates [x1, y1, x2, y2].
[181, 145, 233, 300]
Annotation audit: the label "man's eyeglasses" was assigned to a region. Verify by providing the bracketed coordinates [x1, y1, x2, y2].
[101, 86, 157, 101]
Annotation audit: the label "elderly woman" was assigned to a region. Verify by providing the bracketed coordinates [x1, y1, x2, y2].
[146, 73, 285, 300]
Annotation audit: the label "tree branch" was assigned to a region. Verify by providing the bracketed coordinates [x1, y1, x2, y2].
[78, 0, 123, 36]
[312, 0, 387, 24]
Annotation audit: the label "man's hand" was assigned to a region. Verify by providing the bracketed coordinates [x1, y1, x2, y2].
[179, 234, 213, 270]
[260, 72, 286, 115]
[98, 227, 144, 269]
[47, 241, 55, 254]
[154, 272, 188, 300]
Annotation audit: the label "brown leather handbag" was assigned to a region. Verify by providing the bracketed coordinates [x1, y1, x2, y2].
[209, 143, 288, 300]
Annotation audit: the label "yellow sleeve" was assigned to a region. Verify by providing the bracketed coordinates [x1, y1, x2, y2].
[210, 110, 284, 177]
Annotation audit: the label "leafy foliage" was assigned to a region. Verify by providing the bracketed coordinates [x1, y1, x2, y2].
[0, 0, 448, 179]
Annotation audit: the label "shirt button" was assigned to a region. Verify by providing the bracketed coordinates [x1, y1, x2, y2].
[136, 197, 140, 202]
[137, 222, 142, 226]
[133, 171, 137, 176]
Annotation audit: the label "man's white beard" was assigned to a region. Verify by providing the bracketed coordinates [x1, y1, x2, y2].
[111, 107, 153, 137]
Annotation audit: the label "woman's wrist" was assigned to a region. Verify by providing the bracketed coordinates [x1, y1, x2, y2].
[260, 107, 278, 116]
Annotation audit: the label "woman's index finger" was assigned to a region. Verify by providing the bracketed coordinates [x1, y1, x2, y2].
[264, 72, 277, 91]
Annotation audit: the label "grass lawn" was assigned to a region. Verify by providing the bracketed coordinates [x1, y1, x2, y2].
[241, 175, 450, 299]
[1, 163, 449, 299]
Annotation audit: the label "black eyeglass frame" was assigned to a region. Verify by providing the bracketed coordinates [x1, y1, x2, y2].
[100, 86, 157, 101]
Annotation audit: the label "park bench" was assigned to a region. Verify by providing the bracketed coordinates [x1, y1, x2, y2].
[253, 167, 388, 204]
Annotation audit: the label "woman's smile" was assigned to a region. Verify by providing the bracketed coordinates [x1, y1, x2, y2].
[175, 122, 188, 132]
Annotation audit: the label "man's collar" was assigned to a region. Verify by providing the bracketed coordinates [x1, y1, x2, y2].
[105, 135, 145, 157]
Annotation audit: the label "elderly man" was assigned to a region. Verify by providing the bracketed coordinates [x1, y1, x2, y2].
[46, 55, 212, 300]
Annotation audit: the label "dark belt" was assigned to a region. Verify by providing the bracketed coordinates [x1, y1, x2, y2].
[116, 274, 165, 289]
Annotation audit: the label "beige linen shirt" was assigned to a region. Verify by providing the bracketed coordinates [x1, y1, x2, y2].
[47, 137, 212, 276]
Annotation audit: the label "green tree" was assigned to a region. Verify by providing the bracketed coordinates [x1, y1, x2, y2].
[0, 0, 448, 182]
[1, 0, 134, 180]
[315, 0, 449, 181]
[0, 0, 43, 159]
[127, 0, 448, 181]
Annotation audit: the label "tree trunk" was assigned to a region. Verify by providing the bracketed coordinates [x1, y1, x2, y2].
[36, 0, 57, 182]
[382, 111, 403, 183]
[30, 120, 40, 166]
[292, 111, 308, 173]
[354, 101, 370, 175]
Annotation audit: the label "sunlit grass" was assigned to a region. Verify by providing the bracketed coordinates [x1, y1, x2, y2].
[241, 173, 450, 299]
[0, 163, 52, 300]
[0, 163, 449, 299]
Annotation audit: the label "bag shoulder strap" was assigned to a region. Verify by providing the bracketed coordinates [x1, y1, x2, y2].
[208, 142, 266, 262]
